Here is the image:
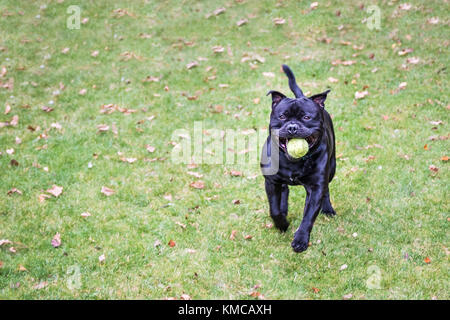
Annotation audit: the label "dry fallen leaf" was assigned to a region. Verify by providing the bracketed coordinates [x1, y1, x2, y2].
[328, 77, 339, 83]
[429, 165, 438, 173]
[343, 293, 353, 300]
[51, 232, 61, 248]
[0, 239, 12, 246]
[355, 90, 369, 99]
[398, 48, 413, 56]
[213, 7, 226, 16]
[168, 240, 176, 247]
[47, 185, 63, 197]
[187, 171, 203, 178]
[33, 281, 48, 290]
[146, 145, 155, 153]
[7, 188, 22, 195]
[101, 186, 115, 196]
[186, 61, 199, 69]
[230, 170, 243, 177]
[189, 180, 205, 189]
[237, 18, 248, 27]
[424, 257, 431, 264]
[230, 230, 237, 240]
[273, 17, 286, 25]
[38, 194, 51, 203]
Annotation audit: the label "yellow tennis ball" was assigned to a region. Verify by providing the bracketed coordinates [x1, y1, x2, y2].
[287, 138, 309, 158]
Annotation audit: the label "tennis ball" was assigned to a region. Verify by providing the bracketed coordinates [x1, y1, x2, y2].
[287, 138, 309, 158]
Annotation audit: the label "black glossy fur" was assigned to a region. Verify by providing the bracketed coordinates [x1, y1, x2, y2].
[260, 65, 336, 253]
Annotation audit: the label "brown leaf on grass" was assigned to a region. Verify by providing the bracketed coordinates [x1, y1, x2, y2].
[213, 7, 226, 16]
[312, 287, 320, 293]
[328, 77, 339, 83]
[187, 171, 203, 178]
[343, 293, 353, 300]
[355, 90, 369, 99]
[4, 104, 11, 114]
[81, 212, 91, 218]
[406, 57, 420, 64]
[212, 45, 224, 53]
[97, 124, 110, 133]
[175, 221, 187, 229]
[99, 104, 117, 114]
[189, 180, 205, 189]
[120, 157, 137, 163]
[332, 59, 356, 66]
[112, 8, 135, 18]
[244, 235, 253, 240]
[429, 165, 438, 173]
[427, 17, 439, 25]
[7, 188, 22, 195]
[146, 145, 155, 153]
[0, 66, 7, 78]
[101, 186, 115, 196]
[142, 75, 160, 83]
[33, 281, 48, 290]
[0, 239, 12, 246]
[51, 232, 61, 248]
[46, 185, 63, 197]
[230, 170, 243, 177]
[398, 48, 413, 56]
[230, 230, 237, 240]
[186, 61, 199, 69]
[41, 105, 54, 113]
[232, 199, 241, 205]
[168, 240, 176, 247]
[441, 156, 449, 162]
[236, 18, 248, 26]
[38, 194, 51, 203]
[120, 51, 142, 61]
[424, 257, 431, 264]
[273, 17, 286, 25]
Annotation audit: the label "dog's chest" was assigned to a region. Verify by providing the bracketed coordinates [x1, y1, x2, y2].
[278, 156, 315, 185]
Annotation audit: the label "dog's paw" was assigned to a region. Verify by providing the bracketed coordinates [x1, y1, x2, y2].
[321, 208, 336, 216]
[273, 217, 290, 232]
[291, 232, 310, 253]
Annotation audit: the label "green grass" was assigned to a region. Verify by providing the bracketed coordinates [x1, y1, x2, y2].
[0, 0, 448, 299]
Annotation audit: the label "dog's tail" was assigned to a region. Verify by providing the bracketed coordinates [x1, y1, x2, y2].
[282, 64, 304, 98]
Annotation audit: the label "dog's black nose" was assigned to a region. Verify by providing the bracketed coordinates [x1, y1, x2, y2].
[287, 124, 299, 135]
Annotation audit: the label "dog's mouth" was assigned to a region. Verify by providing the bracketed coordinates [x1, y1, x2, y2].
[278, 134, 318, 153]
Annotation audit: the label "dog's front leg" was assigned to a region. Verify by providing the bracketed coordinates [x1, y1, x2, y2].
[265, 180, 290, 232]
[291, 184, 324, 252]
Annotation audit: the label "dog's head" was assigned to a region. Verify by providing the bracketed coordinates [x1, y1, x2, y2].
[268, 65, 330, 156]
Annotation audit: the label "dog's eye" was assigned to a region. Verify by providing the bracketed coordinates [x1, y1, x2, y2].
[279, 114, 286, 120]
[303, 115, 311, 120]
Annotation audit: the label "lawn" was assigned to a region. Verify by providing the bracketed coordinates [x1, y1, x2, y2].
[0, 0, 448, 299]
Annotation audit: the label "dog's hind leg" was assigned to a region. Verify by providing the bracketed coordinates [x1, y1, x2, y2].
[321, 189, 336, 216]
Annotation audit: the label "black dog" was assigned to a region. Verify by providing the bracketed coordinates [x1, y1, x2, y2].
[260, 65, 336, 253]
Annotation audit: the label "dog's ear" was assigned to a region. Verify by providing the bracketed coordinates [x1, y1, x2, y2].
[267, 90, 286, 109]
[309, 89, 330, 108]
